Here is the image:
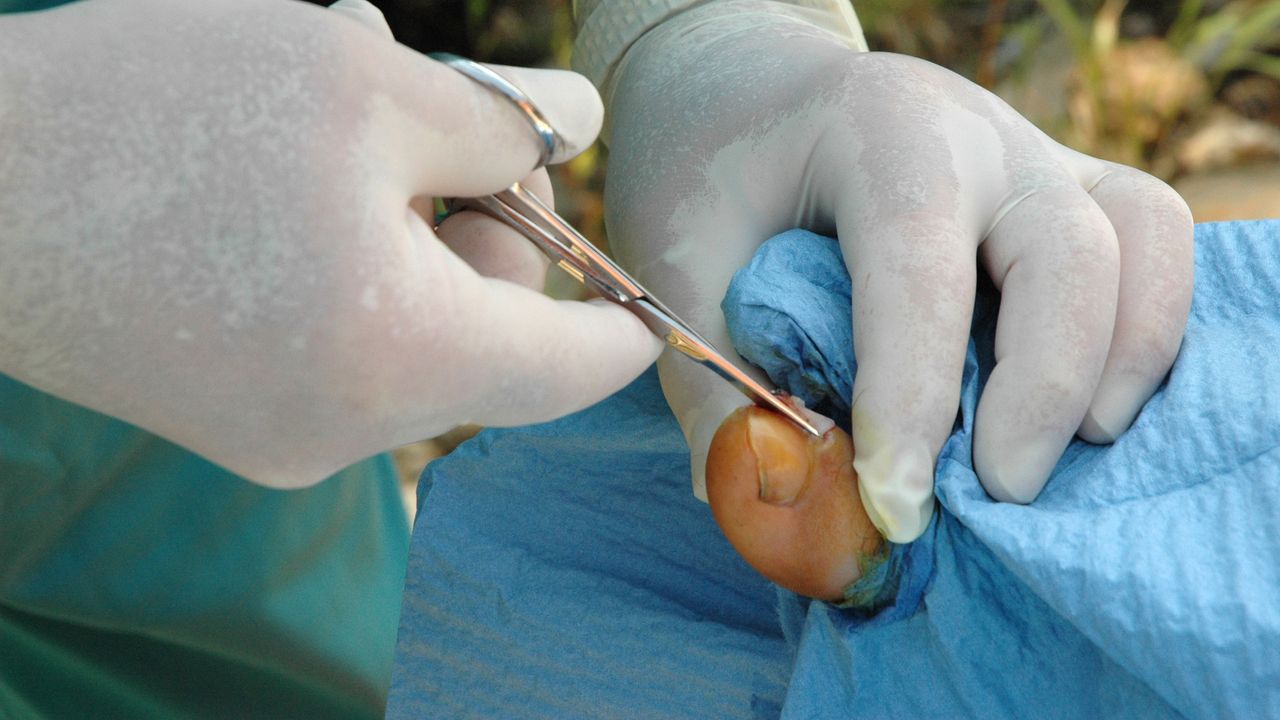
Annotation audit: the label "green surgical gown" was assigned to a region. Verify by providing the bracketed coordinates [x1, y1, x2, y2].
[0, 6, 410, 718]
[0, 374, 410, 719]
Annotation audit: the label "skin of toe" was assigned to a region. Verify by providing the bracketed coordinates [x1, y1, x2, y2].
[707, 407, 884, 601]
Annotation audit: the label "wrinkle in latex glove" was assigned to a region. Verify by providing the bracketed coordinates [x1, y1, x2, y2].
[600, 0, 1192, 540]
[0, 0, 660, 487]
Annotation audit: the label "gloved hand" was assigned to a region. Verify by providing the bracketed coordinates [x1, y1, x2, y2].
[594, 1, 1193, 543]
[0, 0, 661, 487]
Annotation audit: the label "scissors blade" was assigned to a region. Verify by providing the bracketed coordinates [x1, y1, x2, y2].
[625, 297, 823, 437]
[447, 186, 637, 304]
[448, 184, 822, 438]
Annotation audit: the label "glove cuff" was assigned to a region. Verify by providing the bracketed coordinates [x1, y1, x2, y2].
[572, 0, 868, 94]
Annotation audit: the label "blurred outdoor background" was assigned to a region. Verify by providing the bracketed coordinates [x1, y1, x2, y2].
[356, 0, 1280, 514]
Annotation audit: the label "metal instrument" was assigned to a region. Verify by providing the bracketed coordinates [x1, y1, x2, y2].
[430, 53, 822, 438]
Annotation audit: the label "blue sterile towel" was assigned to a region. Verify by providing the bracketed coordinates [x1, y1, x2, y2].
[388, 221, 1280, 719]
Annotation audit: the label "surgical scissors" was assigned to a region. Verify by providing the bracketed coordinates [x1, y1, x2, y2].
[429, 53, 822, 438]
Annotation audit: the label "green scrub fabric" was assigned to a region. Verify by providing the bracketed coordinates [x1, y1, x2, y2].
[1, 2, 410, 716]
[0, 372, 410, 719]
[0, 0, 66, 12]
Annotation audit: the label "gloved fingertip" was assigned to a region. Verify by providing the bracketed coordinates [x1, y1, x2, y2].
[976, 436, 1061, 504]
[859, 487, 935, 543]
[1077, 410, 1124, 445]
[1078, 374, 1154, 444]
[487, 65, 604, 163]
[853, 440, 935, 543]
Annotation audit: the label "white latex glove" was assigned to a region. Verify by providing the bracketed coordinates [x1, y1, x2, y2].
[0, 0, 661, 487]
[597, 1, 1193, 542]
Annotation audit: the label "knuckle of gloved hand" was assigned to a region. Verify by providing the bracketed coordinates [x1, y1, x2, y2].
[832, 52, 940, 107]
[1102, 166, 1194, 225]
[287, 8, 413, 139]
[213, 11, 374, 162]
[813, 49, 884, 109]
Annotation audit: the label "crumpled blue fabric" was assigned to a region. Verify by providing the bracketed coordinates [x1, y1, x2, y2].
[389, 221, 1280, 719]
[735, 223, 1280, 719]
[387, 369, 791, 720]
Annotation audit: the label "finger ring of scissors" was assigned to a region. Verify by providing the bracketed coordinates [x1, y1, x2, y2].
[430, 51, 564, 169]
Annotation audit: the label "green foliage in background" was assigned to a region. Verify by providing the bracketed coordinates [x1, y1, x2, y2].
[455, 0, 1280, 228]
[1152, 0, 1280, 85]
[1018, 0, 1280, 173]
